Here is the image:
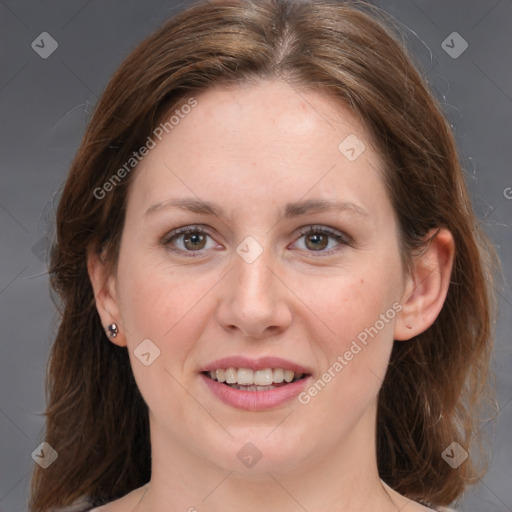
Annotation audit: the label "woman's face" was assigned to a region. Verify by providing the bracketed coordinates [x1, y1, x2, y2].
[110, 80, 408, 476]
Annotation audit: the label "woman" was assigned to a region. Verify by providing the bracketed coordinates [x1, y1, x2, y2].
[30, 0, 496, 511]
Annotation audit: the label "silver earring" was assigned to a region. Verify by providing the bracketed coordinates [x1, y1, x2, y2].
[107, 323, 119, 338]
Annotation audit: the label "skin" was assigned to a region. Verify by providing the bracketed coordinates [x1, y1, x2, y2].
[88, 80, 454, 512]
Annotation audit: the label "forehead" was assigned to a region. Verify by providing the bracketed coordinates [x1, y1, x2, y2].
[127, 80, 390, 222]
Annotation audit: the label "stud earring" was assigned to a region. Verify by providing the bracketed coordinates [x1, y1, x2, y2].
[107, 323, 119, 338]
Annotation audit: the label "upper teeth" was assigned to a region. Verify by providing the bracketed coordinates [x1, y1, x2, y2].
[208, 368, 303, 386]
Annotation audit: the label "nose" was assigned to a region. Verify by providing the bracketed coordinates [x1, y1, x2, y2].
[215, 247, 293, 339]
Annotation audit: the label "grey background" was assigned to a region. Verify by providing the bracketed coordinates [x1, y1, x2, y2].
[0, 1, 511, 510]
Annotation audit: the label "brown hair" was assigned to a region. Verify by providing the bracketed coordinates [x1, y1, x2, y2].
[30, 0, 497, 509]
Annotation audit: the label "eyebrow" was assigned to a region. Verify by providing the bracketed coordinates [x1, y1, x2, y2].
[144, 197, 369, 219]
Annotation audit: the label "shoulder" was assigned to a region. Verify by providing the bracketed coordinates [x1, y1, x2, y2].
[50, 483, 148, 511]
[420, 505, 458, 512]
[412, 504, 459, 512]
[82, 484, 149, 511]
[51, 497, 98, 511]
[380, 482, 456, 512]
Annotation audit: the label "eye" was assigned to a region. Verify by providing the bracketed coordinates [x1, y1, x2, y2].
[161, 225, 218, 256]
[292, 226, 351, 255]
[161, 224, 351, 258]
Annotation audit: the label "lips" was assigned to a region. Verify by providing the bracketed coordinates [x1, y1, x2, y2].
[200, 356, 311, 375]
[199, 356, 312, 410]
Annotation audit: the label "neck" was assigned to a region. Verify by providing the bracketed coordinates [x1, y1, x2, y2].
[135, 406, 401, 512]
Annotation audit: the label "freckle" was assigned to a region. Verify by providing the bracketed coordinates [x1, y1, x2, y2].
[360, 279, 364, 284]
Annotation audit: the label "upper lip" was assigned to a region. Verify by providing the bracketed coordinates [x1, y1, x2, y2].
[200, 356, 312, 375]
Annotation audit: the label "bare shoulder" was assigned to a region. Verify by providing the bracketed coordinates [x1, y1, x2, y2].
[395, 500, 447, 512]
[89, 499, 445, 512]
[399, 501, 437, 512]
[88, 484, 148, 512]
[406, 500, 458, 511]
[381, 481, 446, 512]
[88, 483, 451, 512]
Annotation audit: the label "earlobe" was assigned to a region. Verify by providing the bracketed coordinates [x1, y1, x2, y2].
[394, 229, 455, 341]
[87, 249, 127, 347]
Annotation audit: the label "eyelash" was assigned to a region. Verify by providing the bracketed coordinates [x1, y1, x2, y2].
[161, 225, 352, 258]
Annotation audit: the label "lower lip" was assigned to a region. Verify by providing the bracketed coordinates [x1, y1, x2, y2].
[200, 373, 310, 411]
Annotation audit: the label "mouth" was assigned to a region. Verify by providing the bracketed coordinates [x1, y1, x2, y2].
[199, 358, 312, 410]
[202, 367, 308, 391]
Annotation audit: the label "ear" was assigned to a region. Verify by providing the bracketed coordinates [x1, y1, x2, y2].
[394, 228, 455, 341]
[87, 248, 127, 347]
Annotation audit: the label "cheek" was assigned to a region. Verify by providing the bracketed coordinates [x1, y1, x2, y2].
[315, 263, 400, 345]
[115, 254, 221, 416]
[116, 251, 221, 358]
[308, 259, 400, 398]
[293, 268, 398, 460]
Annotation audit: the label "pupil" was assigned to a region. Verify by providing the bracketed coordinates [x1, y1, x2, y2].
[185, 232, 205, 250]
[307, 233, 327, 250]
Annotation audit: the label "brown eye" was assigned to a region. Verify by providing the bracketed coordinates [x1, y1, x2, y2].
[306, 233, 329, 251]
[183, 232, 207, 250]
[293, 226, 351, 255]
[305, 232, 329, 251]
[163, 226, 216, 256]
